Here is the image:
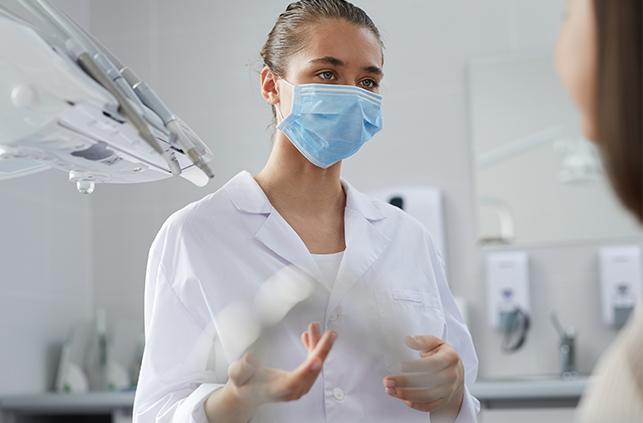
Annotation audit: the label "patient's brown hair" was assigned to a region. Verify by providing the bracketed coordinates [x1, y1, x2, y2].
[593, 0, 642, 222]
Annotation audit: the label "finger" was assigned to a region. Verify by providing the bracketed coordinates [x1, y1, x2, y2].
[391, 386, 448, 403]
[400, 347, 459, 373]
[301, 331, 310, 350]
[293, 330, 336, 378]
[384, 372, 436, 389]
[228, 353, 257, 387]
[405, 335, 444, 353]
[308, 329, 336, 364]
[274, 330, 338, 402]
[309, 322, 321, 347]
[399, 356, 450, 374]
[405, 399, 443, 412]
[385, 366, 458, 392]
[275, 331, 336, 401]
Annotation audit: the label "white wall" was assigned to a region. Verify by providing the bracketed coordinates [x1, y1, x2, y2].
[0, 171, 94, 395]
[0, 0, 93, 396]
[5, 0, 629, 386]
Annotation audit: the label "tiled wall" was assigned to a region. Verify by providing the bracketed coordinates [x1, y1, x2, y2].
[0, 0, 94, 395]
[0, 168, 93, 394]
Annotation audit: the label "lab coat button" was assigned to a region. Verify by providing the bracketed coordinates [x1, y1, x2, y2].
[332, 387, 345, 401]
[329, 307, 342, 322]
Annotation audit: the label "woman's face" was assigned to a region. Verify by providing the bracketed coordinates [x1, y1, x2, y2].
[555, 0, 598, 141]
[265, 18, 384, 120]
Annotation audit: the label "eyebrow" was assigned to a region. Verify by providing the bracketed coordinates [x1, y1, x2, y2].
[308, 56, 383, 76]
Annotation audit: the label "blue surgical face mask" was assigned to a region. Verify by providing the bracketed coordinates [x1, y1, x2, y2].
[276, 80, 383, 169]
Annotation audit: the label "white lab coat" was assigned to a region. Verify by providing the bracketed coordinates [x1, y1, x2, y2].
[133, 171, 479, 423]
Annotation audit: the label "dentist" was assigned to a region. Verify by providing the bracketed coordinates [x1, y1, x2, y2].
[133, 1, 478, 422]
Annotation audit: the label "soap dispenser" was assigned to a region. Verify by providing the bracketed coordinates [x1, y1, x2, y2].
[599, 245, 643, 329]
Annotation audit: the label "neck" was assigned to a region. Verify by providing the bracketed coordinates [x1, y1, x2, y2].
[255, 134, 345, 217]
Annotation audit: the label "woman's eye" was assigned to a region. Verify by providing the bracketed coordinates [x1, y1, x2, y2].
[318, 71, 335, 81]
[360, 79, 378, 89]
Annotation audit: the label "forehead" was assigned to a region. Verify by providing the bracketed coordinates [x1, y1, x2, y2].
[291, 18, 383, 70]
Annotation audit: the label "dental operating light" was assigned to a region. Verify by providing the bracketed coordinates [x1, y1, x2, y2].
[0, 0, 215, 193]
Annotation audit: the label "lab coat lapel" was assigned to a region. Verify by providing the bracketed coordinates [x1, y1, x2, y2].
[225, 171, 321, 281]
[254, 211, 321, 281]
[327, 182, 390, 312]
[225, 171, 390, 292]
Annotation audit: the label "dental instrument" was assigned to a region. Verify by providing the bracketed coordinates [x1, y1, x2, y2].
[0, 1, 215, 193]
[20, 0, 181, 175]
[25, 0, 214, 178]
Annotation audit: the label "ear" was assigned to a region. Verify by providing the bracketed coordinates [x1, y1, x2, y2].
[260, 66, 280, 106]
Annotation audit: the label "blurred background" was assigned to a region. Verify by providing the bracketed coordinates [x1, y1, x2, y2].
[1, 1, 641, 422]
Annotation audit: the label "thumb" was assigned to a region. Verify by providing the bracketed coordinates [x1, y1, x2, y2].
[404, 335, 444, 353]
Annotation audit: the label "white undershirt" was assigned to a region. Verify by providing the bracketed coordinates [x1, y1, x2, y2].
[311, 251, 344, 292]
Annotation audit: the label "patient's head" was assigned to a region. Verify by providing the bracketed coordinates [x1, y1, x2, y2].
[556, 0, 642, 222]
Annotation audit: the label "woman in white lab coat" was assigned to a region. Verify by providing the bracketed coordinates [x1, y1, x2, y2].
[133, 1, 478, 422]
[556, 0, 642, 422]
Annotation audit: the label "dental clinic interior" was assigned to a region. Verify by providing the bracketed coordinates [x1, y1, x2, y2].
[1, 1, 642, 423]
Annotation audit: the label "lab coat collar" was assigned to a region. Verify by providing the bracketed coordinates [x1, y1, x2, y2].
[225, 171, 386, 222]
[224, 171, 272, 215]
[343, 179, 386, 222]
[225, 171, 391, 300]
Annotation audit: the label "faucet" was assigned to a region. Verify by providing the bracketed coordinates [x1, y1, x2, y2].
[551, 313, 578, 378]
[477, 197, 516, 245]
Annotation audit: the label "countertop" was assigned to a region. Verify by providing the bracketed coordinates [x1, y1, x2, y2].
[0, 391, 135, 413]
[0, 377, 590, 413]
[471, 376, 589, 400]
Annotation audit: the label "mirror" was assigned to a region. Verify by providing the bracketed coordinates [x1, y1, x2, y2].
[469, 55, 641, 246]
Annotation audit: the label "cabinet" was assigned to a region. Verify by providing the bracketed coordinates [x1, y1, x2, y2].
[480, 409, 577, 423]
[0, 378, 587, 423]
[0, 392, 133, 423]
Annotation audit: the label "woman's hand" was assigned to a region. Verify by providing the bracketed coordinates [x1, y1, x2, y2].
[205, 322, 336, 423]
[383, 335, 465, 422]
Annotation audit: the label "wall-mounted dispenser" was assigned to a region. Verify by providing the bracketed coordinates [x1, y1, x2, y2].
[599, 245, 643, 329]
[369, 186, 446, 263]
[486, 251, 531, 352]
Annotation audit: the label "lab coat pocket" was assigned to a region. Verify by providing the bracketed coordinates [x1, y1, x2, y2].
[374, 288, 446, 373]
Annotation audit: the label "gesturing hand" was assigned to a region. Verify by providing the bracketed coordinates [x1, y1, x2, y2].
[206, 322, 336, 423]
[383, 336, 464, 421]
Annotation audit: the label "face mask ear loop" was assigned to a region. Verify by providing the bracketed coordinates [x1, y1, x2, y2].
[275, 102, 285, 123]
[275, 79, 294, 126]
